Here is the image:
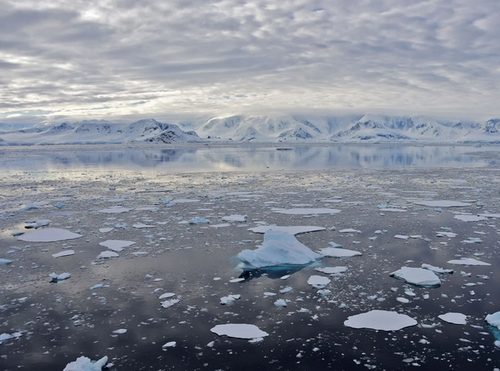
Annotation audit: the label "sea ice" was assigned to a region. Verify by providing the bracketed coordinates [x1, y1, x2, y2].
[421, 263, 454, 274]
[18, 228, 82, 242]
[210, 324, 269, 339]
[97, 251, 119, 259]
[447, 258, 490, 266]
[339, 228, 361, 233]
[315, 266, 348, 275]
[63, 356, 108, 371]
[307, 275, 331, 288]
[344, 310, 417, 331]
[248, 225, 325, 235]
[271, 208, 341, 215]
[52, 250, 75, 258]
[390, 267, 441, 288]
[99, 240, 135, 252]
[222, 215, 247, 222]
[413, 200, 471, 207]
[318, 247, 362, 258]
[237, 231, 322, 269]
[439, 313, 467, 325]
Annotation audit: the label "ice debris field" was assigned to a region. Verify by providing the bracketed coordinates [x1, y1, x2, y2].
[1, 157, 500, 370]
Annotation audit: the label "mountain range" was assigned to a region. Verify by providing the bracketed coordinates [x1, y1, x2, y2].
[0, 114, 499, 145]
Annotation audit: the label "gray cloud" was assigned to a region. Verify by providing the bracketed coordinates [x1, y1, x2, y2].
[0, 0, 499, 123]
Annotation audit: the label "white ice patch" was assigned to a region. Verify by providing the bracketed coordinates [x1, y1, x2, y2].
[413, 200, 471, 208]
[248, 225, 325, 235]
[98, 206, 133, 214]
[222, 215, 247, 222]
[99, 240, 135, 252]
[63, 356, 108, 371]
[344, 310, 417, 331]
[455, 214, 488, 222]
[237, 230, 322, 269]
[390, 267, 441, 287]
[210, 324, 269, 339]
[307, 275, 331, 288]
[271, 208, 341, 215]
[447, 258, 490, 266]
[52, 250, 75, 258]
[318, 247, 362, 258]
[439, 312, 467, 325]
[18, 228, 82, 242]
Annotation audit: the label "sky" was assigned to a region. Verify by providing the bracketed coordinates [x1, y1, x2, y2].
[1, 0, 499, 125]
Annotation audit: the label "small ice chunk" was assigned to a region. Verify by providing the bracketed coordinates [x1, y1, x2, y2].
[112, 329, 127, 334]
[272, 208, 341, 215]
[237, 231, 322, 269]
[0, 258, 13, 265]
[486, 311, 500, 330]
[414, 200, 471, 207]
[221, 294, 241, 305]
[159, 293, 175, 300]
[397, 297, 410, 303]
[210, 324, 269, 339]
[394, 235, 409, 240]
[439, 313, 467, 325]
[318, 247, 362, 258]
[188, 217, 210, 224]
[63, 356, 108, 371]
[421, 263, 454, 274]
[339, 228, 361, 233]
[161, 299, 180, 308]
[162, 341, 176, 348]
[97, 251, 119, 259]
[390, 267, 441, 288]
[99, 227, 114, 233]
[52, 250, 75, 258]
[274, 299, 287, 307]
[344, 310, 417, 331]
[99, 240, 135, 252]
[50, 272, 71, 282]
[222, 215, 247, 222]
[447, 258, 490, 266]
[18, 228, 82, 242]
[307, 275, 331, 288]
[133, 223, 156, 228]
[91, 283, 109, 290]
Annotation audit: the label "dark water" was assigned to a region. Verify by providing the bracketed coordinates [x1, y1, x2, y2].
[0, 144, 495, 174]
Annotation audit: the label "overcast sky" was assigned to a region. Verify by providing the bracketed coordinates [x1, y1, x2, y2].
[1, 0, 499, 124]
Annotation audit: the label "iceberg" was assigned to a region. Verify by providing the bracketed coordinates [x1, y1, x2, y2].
[63, 356, 108, 371]
[237, 231, 322, 269]
[210, 324, 269, 339]
[344, 310, 417, 331]
[390, 267, 441, 288]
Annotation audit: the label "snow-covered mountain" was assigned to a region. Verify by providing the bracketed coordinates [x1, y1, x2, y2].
[0, 114, 499, 145]
[0, 119, 201, 145]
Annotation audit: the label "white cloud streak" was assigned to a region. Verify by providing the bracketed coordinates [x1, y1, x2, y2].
[0, 0, 499, 123]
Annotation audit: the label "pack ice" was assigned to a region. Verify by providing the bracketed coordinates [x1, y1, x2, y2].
[237, 231, 322, 269]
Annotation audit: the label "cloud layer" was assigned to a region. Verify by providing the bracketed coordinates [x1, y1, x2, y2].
[1, 0, 499, 123]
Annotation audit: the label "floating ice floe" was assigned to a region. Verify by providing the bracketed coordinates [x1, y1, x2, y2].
[98, 206, 133, 214]
[447, 258, 490, 266]
[390, 267, 441, 288]
[436, 231, 457, 238]
[162, 341, 176, 349]
[237, 231, 322, 269]
[99, 240, 135, 252]
[159, 293, 175, 300]
[271, 208, 341, 215]
[161, 299, 180, 308]
[0, 258, 13, 265]
[413, 200, 471, 208]
[112, 329, 127, 334]
[318, 247, 362, 258]
[222, 215, 247, 222]
[188, 217, 210, 224]
[274, 299, 287, 307]
[480, 213, 500, 219]
[221, 294, 241, 305]
[454, 214, 487, 222]
[52, 250, 75, 258]
[0, 332, 22, 344]
[315, 266, 348, 275]
[99, 227, 114, 233]
[18, 228, 82, 242]
[133, 223, 156, 228]
[344, 310, 417, 331]
[421, 263, 454, 274]
[307, 275, 331, 288]
[486, 312, 500, 330]
[339, 228, 361, 233]
[50, 272, 71, 282]
[248, 225, 325, 235]
[97, 251, 119, 259]
[63, 356, 108, 371]
[439, 312, 467, 325]
[210, 324, 269, 339]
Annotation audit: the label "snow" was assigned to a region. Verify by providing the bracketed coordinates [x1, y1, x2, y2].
[447, 258, 490, 266]
[307, 275, 331, 288]
[17, 228, 82, 242]
[210, 324, 269, 339]
[344, 310, 417, 331]
[413, 200, 472, 207]
[237, 230, 322, 269]
[63, 356, 108, 371]
[99, 240, 135, 252]
[271, 208, 341, 215]
[318, 247, 362, 258]
[52, 250, 75, 258]
[248, 225, 325, 235]
[390, 267, 441, 287]
[439, 313, 467, 325]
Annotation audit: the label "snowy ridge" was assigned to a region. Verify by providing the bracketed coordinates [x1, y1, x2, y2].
[1, 114, 500, 145]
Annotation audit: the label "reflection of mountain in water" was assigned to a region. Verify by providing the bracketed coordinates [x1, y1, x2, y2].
[0, 145, 489, 172]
